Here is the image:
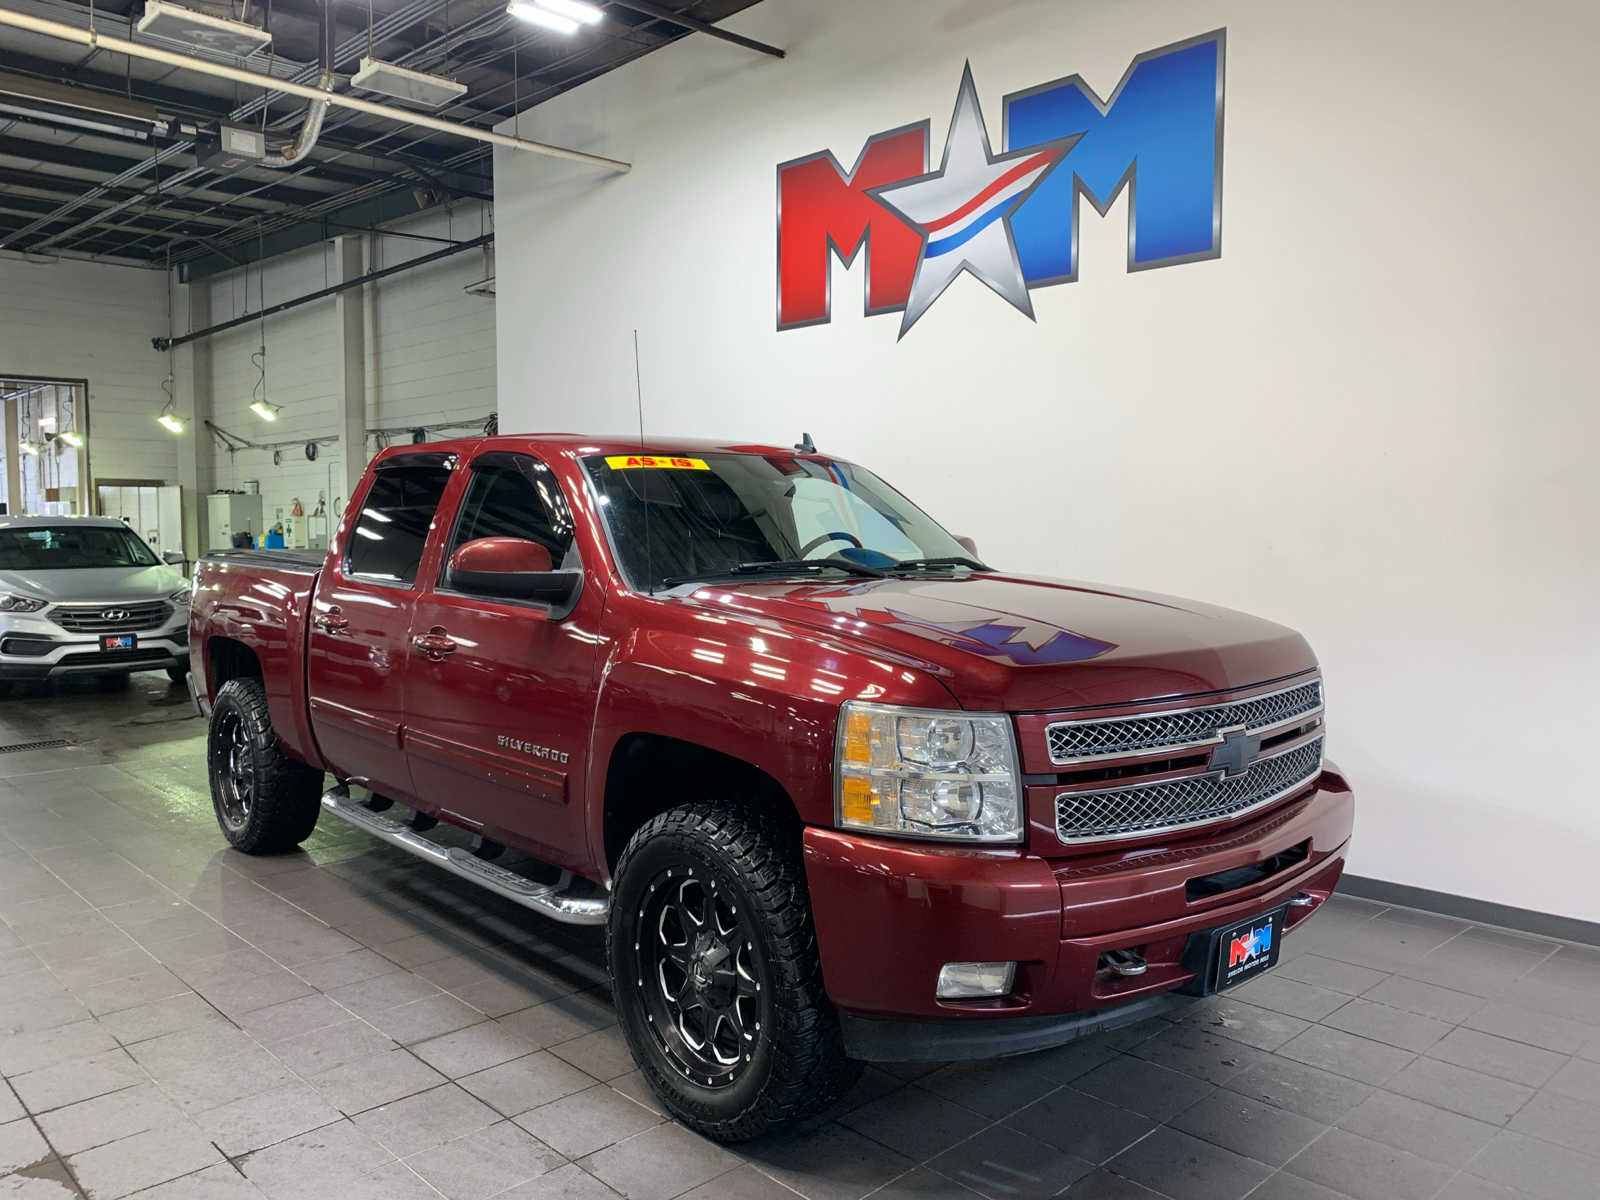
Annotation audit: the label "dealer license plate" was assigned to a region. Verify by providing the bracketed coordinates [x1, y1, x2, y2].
[100, 634, 136, 652]
[1214, 908, 1284, 991]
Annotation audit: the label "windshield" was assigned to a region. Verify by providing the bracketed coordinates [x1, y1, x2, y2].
[583, 451, 974, 590]
[0, 525, 162, 570]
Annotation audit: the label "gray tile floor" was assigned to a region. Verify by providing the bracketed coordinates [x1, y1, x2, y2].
[1, 675, 1596, 1200]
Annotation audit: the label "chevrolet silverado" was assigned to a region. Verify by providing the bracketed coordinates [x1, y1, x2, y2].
[188, 435, 1353, 1140]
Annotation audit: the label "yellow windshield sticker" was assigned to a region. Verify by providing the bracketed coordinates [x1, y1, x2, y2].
[604, 455, 709, 470]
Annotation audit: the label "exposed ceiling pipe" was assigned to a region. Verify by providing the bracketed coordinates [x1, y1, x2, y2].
[0, 11, 631, 182]
[260, 0, 333, 168]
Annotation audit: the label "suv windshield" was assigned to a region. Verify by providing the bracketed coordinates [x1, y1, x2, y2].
[0, 525, 161, 570]
[583, 451, 975, 590]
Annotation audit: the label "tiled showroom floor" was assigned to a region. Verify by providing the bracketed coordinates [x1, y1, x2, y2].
[0, 676, 1596, 1200]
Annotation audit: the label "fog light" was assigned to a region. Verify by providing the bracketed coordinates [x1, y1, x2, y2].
[936, 961, 1015, 999]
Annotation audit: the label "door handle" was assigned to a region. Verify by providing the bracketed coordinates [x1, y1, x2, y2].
[314, 606, 349, 635]
[412, 628, 457, 660]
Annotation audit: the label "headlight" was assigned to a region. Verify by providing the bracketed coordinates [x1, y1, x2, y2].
[835, 701, 1023, 843]
[169, 587, 192, 607]
[0, 592, 46, 613]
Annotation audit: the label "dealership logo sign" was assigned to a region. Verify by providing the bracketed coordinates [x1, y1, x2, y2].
[1228, 921, 1273, 969]
[776, 31, 1224, 337]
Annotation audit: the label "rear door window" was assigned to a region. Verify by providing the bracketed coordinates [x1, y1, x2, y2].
[345, 456, 454, 584]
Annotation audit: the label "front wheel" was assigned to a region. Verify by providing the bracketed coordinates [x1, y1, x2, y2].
[608, 803, 859, 1141]
[207, 677, 323, 853]
[166, 664, 189, 685]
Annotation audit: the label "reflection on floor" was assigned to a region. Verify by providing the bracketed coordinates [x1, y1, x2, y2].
[0, 673, 1596, 1199]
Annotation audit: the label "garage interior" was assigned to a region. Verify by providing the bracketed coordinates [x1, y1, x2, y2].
[0, 0, 1596, 1198]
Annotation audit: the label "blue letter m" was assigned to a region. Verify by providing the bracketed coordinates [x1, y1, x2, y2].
[1004, 30, 1224, 285]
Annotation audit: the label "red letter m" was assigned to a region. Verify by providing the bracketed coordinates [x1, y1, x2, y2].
[776, 123, 927, 330]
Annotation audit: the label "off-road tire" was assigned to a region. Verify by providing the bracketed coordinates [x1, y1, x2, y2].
[207, 677, 323, 854]
[608, 802, 860, 1141]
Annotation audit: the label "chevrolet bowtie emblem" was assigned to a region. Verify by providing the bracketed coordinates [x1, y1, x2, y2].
[1208, 726, 1263, 779]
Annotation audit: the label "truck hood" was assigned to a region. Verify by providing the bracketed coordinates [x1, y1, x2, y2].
[678, 573, 1316, 712]
[0, 565, 186, 605]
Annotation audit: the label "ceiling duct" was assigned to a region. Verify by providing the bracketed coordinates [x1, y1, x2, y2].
[258, 0, 334, 169]
[136, 0, 272, 57]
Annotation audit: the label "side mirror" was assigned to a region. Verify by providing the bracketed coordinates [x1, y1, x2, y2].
[953, 535, 979, 558]
[446, 537, 581, 615]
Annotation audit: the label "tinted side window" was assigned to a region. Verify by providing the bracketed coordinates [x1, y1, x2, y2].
[345, 459, 453, 583]
[447, 457, 575, 561]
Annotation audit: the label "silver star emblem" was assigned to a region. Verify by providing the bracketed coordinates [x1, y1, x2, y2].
[870, 64, 1076, 338]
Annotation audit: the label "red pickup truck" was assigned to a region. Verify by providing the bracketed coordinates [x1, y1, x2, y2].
[189, 435, 1352, 1141]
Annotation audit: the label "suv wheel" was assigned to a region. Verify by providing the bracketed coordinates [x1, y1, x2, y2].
[207, 677, 324, 853]
[608, 803, 859, 1141]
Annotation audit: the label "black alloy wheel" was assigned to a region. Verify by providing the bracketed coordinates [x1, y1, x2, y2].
[608, 802, 859, 1141]
[214, 706, 255, 834]
[206, 677, 323, 854]
[634, 868, 766, 1088]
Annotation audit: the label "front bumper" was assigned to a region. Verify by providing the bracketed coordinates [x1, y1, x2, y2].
[0, 612, 189, 680]
[804, 764, 1354, 1060]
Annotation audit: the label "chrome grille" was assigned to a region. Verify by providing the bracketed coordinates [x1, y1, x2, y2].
[1055, 735, 1325, 842]
[1047, 679, 1323, 763]
[50, 601, 173, 634]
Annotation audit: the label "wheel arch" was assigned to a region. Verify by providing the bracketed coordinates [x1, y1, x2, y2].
[205, 634, 262, 695]
[601, 733, 801, 873]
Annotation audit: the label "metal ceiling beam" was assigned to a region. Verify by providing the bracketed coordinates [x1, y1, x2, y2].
[0, 0, 490, 251]
[0, 163, 275, 226]
[608, 0, 782, 58]
[0, 11, 632, 165]
[177, 188, 449, 279]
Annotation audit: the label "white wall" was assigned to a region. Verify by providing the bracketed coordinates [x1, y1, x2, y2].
[0, 254, 176, 486]
[201, 201, 498, 528]
[493, 0, 1600, 921]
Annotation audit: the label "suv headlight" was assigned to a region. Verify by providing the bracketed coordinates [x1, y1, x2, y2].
[169, 586, 192, 608]
[0, 592, 46, 613]
[835, 701, 1023, 843]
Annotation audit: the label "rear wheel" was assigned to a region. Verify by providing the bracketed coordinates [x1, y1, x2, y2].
[207, 677, 323, 853]
[608, 803, 858, 1141]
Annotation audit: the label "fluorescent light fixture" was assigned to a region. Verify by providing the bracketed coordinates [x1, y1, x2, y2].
[136, 0, 272, 57]
[158, 412, 185, 434]
[59, 430, 84, 448]
[0, 71, 161, 139]
[17, 441, 39, 457]
[249, 400, 279, 422]
[351, 57, 468, 108]
[538, 0, 604, 24]
[506, 2, 580, 34]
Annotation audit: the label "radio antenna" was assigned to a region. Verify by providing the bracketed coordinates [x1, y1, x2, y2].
[633, 329, 652, 595]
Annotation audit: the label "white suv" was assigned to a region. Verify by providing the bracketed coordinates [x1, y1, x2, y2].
[0, 515, 191, 685]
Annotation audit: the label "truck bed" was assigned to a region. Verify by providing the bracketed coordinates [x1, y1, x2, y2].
[200, 548, 327, 573]
[191, 547, 327, 767]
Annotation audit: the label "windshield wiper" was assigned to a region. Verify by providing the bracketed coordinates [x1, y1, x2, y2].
[661, 556, 887, 587]
[890, 555, 989, 573]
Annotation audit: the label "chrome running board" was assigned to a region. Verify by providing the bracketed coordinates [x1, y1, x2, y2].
[320, 785, 608, 926]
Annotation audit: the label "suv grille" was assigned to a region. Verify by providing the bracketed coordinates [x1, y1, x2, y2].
[1046, 678, 1323, 763]
[1055, 734, 1325, 842]
[50, 601, 173, 634]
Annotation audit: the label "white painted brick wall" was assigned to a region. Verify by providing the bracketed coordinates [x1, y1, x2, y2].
[201, 202, 498, 533]
[0, 254, 176, 486]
